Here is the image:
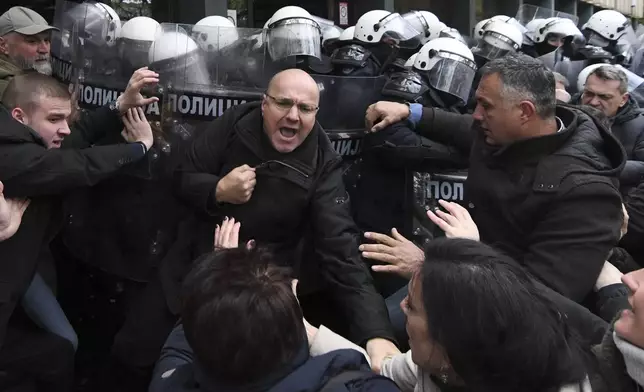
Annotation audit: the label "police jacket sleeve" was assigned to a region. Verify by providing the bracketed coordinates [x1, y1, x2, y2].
[0, 142, 147, 198]
[415, 107, 474, 155]
[620, 161, 644, 187]
[620, 133, 644, 186]
[310, 158, 395, 345]
[364, 121, 468, 170]
[65, 105, 125, 148]
[522, 182, 622, 303]
[621, 181, 644, 254]
[175, 113, 232, 215]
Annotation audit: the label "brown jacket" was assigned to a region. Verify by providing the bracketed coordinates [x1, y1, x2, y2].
[0, 54, 21, 99]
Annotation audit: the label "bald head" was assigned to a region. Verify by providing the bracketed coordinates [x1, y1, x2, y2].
[261, 68, 320, 153]
[267, 68, 320, 104]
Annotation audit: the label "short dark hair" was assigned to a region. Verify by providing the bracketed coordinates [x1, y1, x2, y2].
[2, 72, 70, 113]
[419, 238, 587, 391]
[481, 53, 557, 118]
[589, 65, 628, 95]
[181, 247, 306, 385]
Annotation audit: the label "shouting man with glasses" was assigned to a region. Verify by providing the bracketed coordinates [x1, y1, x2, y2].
[174, 68, 399, 371]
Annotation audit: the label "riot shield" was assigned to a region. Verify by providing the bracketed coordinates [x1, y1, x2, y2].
[630, 47, 644, 77]
[616, 65, 644, 107]
[51, 1, 89, 94]
[515, 4, 579, 27]
[406, 171, 468, 245]
[312, 75, 387, 161]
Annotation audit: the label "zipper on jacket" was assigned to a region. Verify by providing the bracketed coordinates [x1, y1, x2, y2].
[254, 160, 310, 178]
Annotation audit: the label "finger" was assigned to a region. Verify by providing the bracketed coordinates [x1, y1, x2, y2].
[237, 164, 253, 172]
[214, 224, 221, 248]
[390, 228, 410, 243]
[221, 217, 233, 246]
[132, 77, 160, 90]
[0, 181, 4, 194]
[246, 239, 256, 251]
[230, 221, 240, 248]
[291, 279, 298, 296]
[439, 200, 467, 221]
[132, 106, 141, 122]
[426, 210, 453, 233]
[359, 243, 395, 255]
[361, 252, 399, 264]
[140, 97, 159, 106]
[371, 116, 392, 132]
[371, 264, 403, 274]
[435, 209, 458, 226]
[245, 179, 257, 190]
[363, 231, 398, 247]
[127, 108, 135, 123]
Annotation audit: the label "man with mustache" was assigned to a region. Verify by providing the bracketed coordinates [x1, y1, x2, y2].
[0, 6, 56, 95]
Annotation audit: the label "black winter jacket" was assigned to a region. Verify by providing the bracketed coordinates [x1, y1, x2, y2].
[0, 104, 147, 347]
[416, 104, 626, 302]
[171, 102, 394, 344]
[611, 97, 644, 190]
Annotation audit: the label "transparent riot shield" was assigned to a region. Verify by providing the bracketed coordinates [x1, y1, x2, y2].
[631, 47, 644, 77]
[312, 75, 387, 161]
[515, 4, 579, 27]
[616, 65, 644, 107]
[406, 171, 468, 245]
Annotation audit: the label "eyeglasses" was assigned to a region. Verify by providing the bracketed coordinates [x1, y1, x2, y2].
[265, 93, 319, 116]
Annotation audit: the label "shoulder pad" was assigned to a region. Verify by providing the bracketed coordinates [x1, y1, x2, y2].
[381, 71, 429, 103]
[331, 44, 372, 68]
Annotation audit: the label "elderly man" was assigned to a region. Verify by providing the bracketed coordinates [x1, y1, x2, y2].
[578, 65, 644, 193]
[0, 6, 56, 93]
[364, 53, 625, 304]
[174, 68, 398, 370]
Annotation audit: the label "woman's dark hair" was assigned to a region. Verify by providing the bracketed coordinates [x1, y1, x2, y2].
[181, 247, 306, 385]
[420, 238, 588, 391]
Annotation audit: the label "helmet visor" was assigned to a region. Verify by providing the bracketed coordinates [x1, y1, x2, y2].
[378, 13, 422, 48]
[267, 18, 321, 60]
[425, 53, 476, 103]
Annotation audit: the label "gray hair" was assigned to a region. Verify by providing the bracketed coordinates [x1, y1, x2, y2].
[589, 66, 628, 95]
[552, 72, 569, 89]
[480, 53, 556, 118]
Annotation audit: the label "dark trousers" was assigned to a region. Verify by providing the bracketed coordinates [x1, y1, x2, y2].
[0, 314, 75, 392]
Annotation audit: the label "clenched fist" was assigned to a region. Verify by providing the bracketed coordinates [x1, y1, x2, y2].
[215, 165, 257, 204]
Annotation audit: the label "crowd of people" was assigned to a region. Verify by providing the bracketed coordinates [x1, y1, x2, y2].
[0, 1, 644, 392]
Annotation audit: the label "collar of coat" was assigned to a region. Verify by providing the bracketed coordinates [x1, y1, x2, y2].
[193, 340, 310, 392]
[614, 332, 644, 387]
[234, 101, 320, 178]
[479, 104, 626, 174]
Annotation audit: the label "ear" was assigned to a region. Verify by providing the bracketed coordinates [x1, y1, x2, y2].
[0, 36, 8, 55]
[518, 100, 537, 122]
[262, 95, 268, 115]
[620, 92, 629, 108]
[11, 107, 27, 124]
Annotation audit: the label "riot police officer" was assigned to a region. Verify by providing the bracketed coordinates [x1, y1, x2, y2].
[265, 6, 332, 74]
[350, 38, 474, 305]
[117, 16, 161, 77]
[331, 10, 422, 77]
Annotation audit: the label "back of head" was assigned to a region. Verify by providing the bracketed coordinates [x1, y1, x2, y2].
[181, 248, 306, 385]
[480, 52, 556, 119]
[3, 72, 70, 113]
[420, 238, 587, 391]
